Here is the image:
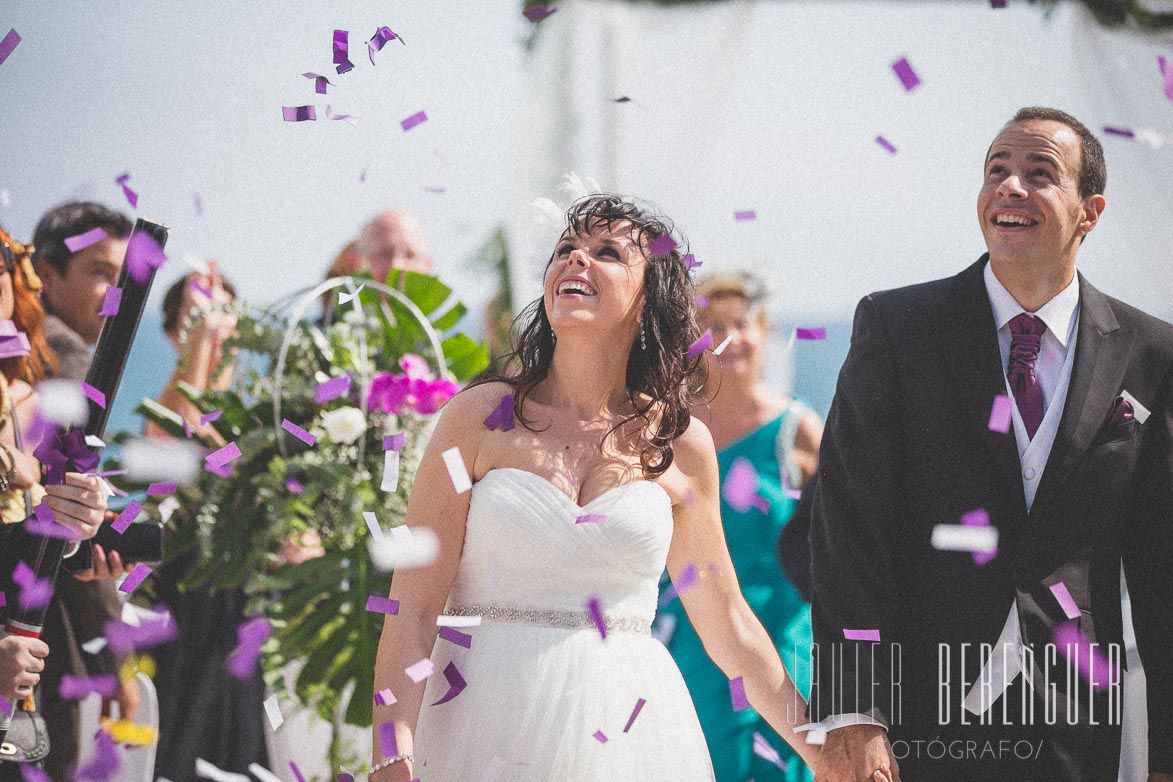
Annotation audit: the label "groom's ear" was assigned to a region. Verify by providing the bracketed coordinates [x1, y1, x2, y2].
[1077, 194, 1105, 241]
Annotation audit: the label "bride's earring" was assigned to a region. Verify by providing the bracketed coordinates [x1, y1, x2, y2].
[550, 325, 557, 344]
[640, 319, 647, 351]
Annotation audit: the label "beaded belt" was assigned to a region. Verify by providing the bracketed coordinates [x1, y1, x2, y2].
[443, 604, 652, 635]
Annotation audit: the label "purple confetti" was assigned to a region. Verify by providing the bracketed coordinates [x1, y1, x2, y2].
[587, 595, 607, 640]
[205, 441, 241, 469]
[303, 72, 332, 94]
[189, 279, 212, 299]
[25, 500, 79, 541]
[365, 596, 400, 615]
[1160, 55, 1173, 101]
[285, 478, 304, 494]
[752, 731, 789, 771]
[990, 0, 1007, 6]
[483, 393, 515, 432]
[337, 775, 354, 782]
[72, 731, 120, 781]
[843, 628, 881, 642]
[592, 730, 609, 743]
[333, 29, 354, 74]
[796, 327, 826, 340]
[374, 688, 396, 706]
[575, 513, 606, 525]
[722, 456, 759, 513]
[368, 26, 403, 66]
[647, 234, 677, 257]
[0, 28, 21, 66]
[438, 626, 472, 649]
[401, 111, 428, 132]
[104, 608, 177, 656]
[687, 329, 714, 360]
[891, 56, 921, 91]
[199, 410, 223, 426]
[421, 186, 447, 194]
[683, 253, 701, 269]
[182, 418, 193, 439]
[378, 721, 398, 757]
[1049, 582, 1081, 620]
[623, 698, 646, 732]
[81, 381, 106, 409]
[0, 330, 30, 359]
[1054, 621, 1117, 690]
[282, 106, 317, 122]
[194, 192, 203, 216]
[614, 96, 632, 103]
[1102, 126, 1135, 139]
[658, 561, 699, 606]
[17, 575, 53, 611]
[523, 5, 557, 22]
[98, 286, 122, 317]
[125, 230, 166, 283]
[383, 433, 405, 451]
[227, 616, 272, 680]
[430, 660, 468, 706]
[733, 210, 756, 221]
[112, 500, 143, 533]
[118, 564, 152, 594]
[59, 673, 118, 700]
[64, 227, 108, 253]
[116, 173, 139, 208]
[290, 762, 308, 782]
[988, 394, 1013, 433]
[281, 419, 316, 446]
[729, 676, 749, 711]
[875, 135, 897, 154]
[206, 462, 233, 478]
[147, 481, 176, 496]
[324, 105, 357, 125]
[316, 375, 352, 404]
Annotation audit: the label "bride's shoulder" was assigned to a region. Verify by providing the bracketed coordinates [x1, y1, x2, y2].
[667, 415, 718, 476]
[439, 380, 513, 423]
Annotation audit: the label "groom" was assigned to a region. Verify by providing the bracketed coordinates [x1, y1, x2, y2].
[807, 107, 1172, 780]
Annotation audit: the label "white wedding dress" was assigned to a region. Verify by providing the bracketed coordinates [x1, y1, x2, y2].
[413, 467, 716, 781]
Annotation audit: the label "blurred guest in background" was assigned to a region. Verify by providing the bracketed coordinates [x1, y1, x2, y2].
[143, 264, 271, 782]
[658, 271, 823, 782]
[357, 209, 433, 282]
[29, 203, 138, 780]
[320, 240, 363, 322]
[144, 265, 236, 439]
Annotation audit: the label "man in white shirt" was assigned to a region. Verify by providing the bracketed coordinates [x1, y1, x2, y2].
[808, 108, 1173, 781]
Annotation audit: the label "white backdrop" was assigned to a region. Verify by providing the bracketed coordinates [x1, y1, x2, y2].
[508, 0, 1173, 327]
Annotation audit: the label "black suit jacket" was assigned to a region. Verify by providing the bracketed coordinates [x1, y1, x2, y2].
[809, 257, 1173, 775]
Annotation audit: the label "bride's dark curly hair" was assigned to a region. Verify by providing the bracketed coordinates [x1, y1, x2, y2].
[472, 194, 704, 478]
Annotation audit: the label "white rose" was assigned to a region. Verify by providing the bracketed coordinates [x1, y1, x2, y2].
[319, 406, 367, 444]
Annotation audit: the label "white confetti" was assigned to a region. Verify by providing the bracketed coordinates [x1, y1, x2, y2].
[262, 695, 284, 731]
[367, 525, 439, 572]
[713, 332, 735, 356]
[363, 511, 384, 543]
[247, 764, 283, 782]
[381, 449, 400, 492]
[81, 636, 108, 655]
[194, 758, 250, 782]
[158, 496, 181, 523]
[930, 524, 998, 554]
[120, 437, 203, 484]
[1119, 389, 1151, 424]
[36, 378, 89, 427]
[441, 446, 472, 493]
[437, 614, 482, 628]
[405, 657, 435, 682]
[84, 435, 106, 448]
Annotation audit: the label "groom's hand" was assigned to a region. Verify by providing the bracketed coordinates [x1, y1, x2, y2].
[817, 724, 900, 782]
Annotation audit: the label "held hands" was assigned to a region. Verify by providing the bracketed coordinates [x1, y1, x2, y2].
[0, 632, 49, 700]
[816, 724, 901, 782]
[46, 472, 107, 541]
[180, 262, 237, 365]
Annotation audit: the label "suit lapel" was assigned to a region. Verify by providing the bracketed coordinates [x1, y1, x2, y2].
[944, 257, 1027, 510]
[1032, 275, 1132, 513]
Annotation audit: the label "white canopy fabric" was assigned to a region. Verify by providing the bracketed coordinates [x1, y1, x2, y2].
[508, 0, 1173, 328]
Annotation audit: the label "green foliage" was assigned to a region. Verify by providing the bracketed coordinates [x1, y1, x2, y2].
[131, 274, 488, 732]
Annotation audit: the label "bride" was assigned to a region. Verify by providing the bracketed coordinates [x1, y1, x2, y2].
[371, 194, 821, 781]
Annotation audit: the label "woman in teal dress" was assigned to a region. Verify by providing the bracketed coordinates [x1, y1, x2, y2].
[659, 272, 824, 782]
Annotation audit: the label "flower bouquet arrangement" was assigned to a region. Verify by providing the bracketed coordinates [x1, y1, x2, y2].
[133, 271, 488, 735]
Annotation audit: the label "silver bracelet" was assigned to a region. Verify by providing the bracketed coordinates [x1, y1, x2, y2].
[369, 753, 413, 777]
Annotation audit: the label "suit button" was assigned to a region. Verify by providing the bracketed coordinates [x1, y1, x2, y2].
[1023, 467, 1037, 480]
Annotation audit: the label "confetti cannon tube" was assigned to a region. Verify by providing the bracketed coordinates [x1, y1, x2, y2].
[0, 218, 168, 741]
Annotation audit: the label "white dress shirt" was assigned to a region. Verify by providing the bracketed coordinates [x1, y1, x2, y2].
[806, 263, 1081, 732]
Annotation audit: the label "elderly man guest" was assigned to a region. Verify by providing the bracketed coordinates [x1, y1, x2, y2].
[810, 108, 1173, 781]
[358, 209, 433, 282]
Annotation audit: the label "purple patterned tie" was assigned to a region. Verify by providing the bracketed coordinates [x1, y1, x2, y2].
[1007, 313, 1047, 439]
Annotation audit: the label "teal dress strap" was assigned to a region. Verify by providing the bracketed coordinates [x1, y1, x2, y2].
[657, 406, 814, 782]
